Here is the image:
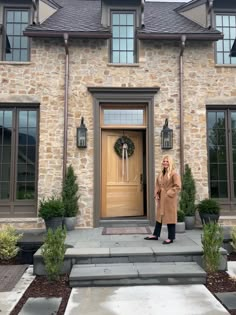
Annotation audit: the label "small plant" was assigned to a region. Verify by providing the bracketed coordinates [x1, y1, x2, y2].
[38, 196, 65, 220]
[177, 210, 185, 222]
[201, 222, 223, 273]
[231, 226, 236, 251]
[41, 227, 66, 281]
[197, 198, 220, 215]
[0, 226, 22, 260]
[179, 164, 196, 216]
[62, 165, 80, 217]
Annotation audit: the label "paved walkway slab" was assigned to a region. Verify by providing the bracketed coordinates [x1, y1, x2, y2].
[0, 265, 28, 292]
[19, 297, 62, 315]
[215, 292, 236, 310]
[64, 285, 230, 315]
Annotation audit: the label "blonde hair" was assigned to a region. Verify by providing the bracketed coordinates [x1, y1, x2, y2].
[159, 155, 175, 179]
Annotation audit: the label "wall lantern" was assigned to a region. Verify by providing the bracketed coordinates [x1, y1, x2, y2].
[161, 118, 173, 150]
[77, 117, 87, 148]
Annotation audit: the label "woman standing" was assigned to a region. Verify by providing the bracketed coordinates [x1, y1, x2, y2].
[144, 155, 181, 244]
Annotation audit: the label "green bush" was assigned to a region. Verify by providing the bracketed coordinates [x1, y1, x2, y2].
[0, 226, 22, 260]
[201, 222, 223, 273]
[38, 196, 65, 220]
[197, 198, 220, 215]
[179, 164, 196, 216]
[62, 165, 80, 217]
[231, 226, 236, 251]
[41, 227, 66, 281]
[177, 210, 185, 222]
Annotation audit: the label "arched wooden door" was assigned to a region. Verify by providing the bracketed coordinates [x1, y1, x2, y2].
[101, 130, 144, 217]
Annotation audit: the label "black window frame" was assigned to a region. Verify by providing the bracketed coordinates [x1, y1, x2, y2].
[207, 107, 236, 208]
[2, 6, 31, 62]
[215, 12, 236, 65]
[110, 10, 137, 64]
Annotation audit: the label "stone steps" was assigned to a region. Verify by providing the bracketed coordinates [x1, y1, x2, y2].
[69, 262, 206, 287]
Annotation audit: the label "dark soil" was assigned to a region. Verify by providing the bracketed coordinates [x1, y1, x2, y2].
[1, 252, 236, 315]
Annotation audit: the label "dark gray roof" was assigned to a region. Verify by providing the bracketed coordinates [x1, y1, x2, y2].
[24, 0, 222, 40]
[138, 1, 221, 39]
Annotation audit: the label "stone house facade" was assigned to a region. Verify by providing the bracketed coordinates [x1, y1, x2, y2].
[0, 0, 235, 229]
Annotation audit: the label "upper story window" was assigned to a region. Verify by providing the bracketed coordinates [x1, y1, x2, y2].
[215, 14, 236, 65]
[3, 8, 30, 62]
[111, 11, 136, 64]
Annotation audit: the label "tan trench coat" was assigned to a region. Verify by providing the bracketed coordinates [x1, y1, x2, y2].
[155, 171, 181, 224]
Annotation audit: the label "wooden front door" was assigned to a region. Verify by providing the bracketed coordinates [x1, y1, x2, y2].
[101, 130, 144, 217]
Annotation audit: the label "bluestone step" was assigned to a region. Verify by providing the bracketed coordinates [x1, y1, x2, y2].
[69, 261, 206, 287]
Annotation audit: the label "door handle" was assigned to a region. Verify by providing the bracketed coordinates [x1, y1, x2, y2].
[140, 174, 143, 192]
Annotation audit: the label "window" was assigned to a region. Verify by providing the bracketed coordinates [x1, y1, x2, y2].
[111, 11, 136, 64]
[0, 107, 38, 217]
[207, 109, 236, 203]
[4, 8, 30, 62]
[215, 14, 236, 65]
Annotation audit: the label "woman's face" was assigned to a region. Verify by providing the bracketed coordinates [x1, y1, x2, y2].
[162, 158, 169, 169]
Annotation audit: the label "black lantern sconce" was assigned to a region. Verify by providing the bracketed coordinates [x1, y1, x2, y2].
[77, 117, 87, 148]
[161, 118, 173, 150]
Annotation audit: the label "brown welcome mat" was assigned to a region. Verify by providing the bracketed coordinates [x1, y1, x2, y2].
[102, 226, 152, 235]
[0, 265, 28, 292]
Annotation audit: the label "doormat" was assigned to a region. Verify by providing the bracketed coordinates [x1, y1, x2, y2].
[102, 226, 152, 235]
[0, 265, 28, 292]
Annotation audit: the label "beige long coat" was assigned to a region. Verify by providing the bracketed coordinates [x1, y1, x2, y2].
[155, 171, 181, 224]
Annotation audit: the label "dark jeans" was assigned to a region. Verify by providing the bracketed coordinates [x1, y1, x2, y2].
[153, 221, 176, 240]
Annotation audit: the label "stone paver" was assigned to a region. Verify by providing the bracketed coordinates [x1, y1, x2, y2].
[18, 297, 62, 315]
[215, 292, 236, 310]
[227, 261, 236, 278]
[64, 285, 230, 315]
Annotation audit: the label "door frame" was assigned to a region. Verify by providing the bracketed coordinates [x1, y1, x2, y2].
[88, 87, 159, 227]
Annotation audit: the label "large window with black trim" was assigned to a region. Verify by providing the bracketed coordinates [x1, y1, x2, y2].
[111, 11, 136, 64]
[207, 109, 236, 207]
[3, 8, 30, 61]
[0, 107, 38, 217]
[215, 14, 236, 65]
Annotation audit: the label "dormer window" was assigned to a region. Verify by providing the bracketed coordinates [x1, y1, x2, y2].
[3, 8, 30, 61]
[111, 11, 136, 64]
[215, 14, 236, 65]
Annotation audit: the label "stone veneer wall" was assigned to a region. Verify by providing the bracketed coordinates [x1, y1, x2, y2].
[0, 37, 236, 228]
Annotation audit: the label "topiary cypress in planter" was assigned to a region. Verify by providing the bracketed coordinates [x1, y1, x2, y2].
[62, 165, 80, 231]
[197, 198, 220, 225]
[179, 164, 196, 230]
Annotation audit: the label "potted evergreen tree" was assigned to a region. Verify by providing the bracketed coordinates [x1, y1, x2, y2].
[197, 198, 220, 224]
[176, 210, 185, 233]
[38, 196, 65, 231]
[179, 164, 196, 230]
[62, 165, 80, 231]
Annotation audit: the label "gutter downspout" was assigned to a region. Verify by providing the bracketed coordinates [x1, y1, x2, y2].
[63, 33, 69, 182]
[179, 35, 186, 179]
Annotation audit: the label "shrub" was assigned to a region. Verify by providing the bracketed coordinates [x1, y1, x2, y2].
[231, 226, 236, 251]
[41, 227, 66, 281]
[179, 164, 196, 216]
[177, 210, 185, 222]
[197, 198, 220, 215]
[38, 196, 65, 220]
[0, 226, 22, 260]
[62, 165, 80, 217]
[201, 222, 223, 273]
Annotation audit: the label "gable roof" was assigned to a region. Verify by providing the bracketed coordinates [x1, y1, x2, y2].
[24, 0, 222, 41]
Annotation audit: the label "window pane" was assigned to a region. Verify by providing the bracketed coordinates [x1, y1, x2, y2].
[127, 14, 134, 25]
[209, 145, 217, 163]
[113, 26, 119, 37]
[223, 16, 230, 26]
[127, 39, 134, 50]
[120, 39, 126, 50]
[21, 11, 29, 23]
[217, 40, 223, 51]
[120, 26, 126, 38]
[120, 14, 126, 25]
[21, 50, 28, 62]
[14, 37, 20, 49]
[224, 40, 230, 51]
[127, 26, 134, 38]
[7, 11, 14, 22]
[28, 111, 37, 127]
[104, 109, 144, 125]
[0, 183, 10, 199]
[113, 39, 119, 50]
[217, 53, 223, 64]
[127, 52, 134, 64]
[216, 15, 222, 27]
[219, 181, 228, 198]
[4, 111, 12, 127]
[210, 182, 219, 198]
[112, 51, 119, 63]
[120, 51, 126, 63]
[13, 49, 20, 61]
